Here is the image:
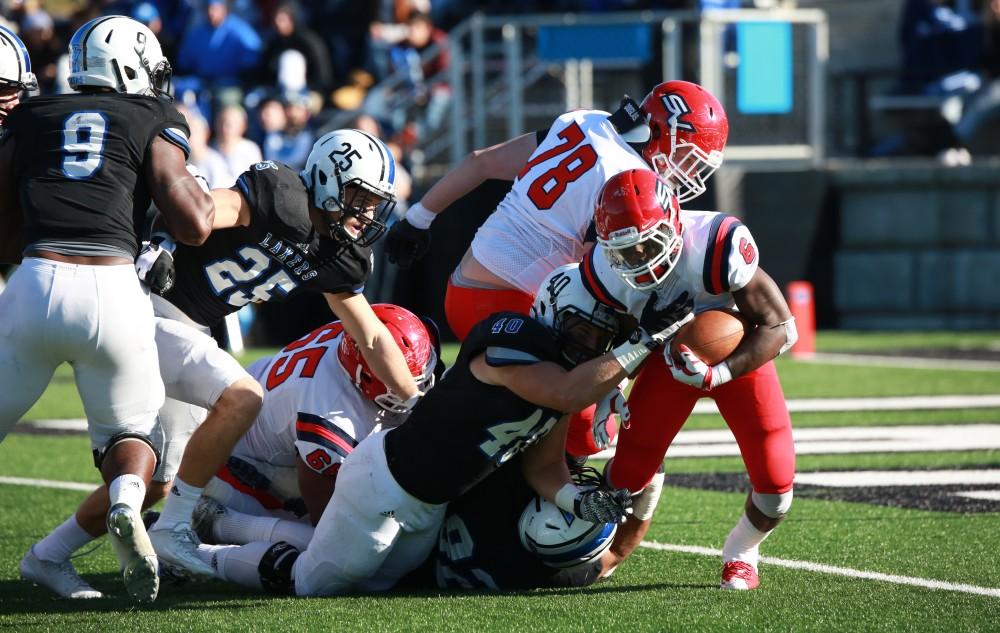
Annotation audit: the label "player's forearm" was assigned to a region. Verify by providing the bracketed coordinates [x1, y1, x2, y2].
[521, 428, 574, 504]
[366, 331, 420, 399]
[557, 355, 630, 413]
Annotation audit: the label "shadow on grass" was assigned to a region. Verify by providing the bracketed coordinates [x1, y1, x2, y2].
[2, 573, 715, 615]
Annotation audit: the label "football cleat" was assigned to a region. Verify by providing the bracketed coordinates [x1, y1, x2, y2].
[149, 522, 215, 578]
[19, 547, 103, 599]
[191, 496, 227, 545]
[720, 560, 760, 590]
[106, 503, 160, 603]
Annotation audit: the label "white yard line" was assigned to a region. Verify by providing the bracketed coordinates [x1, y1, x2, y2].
[640, 541, 1000, 598]
[2, 474, 998, 598]
[0, 476, 97, 491]
[802, 352, 1000, 372]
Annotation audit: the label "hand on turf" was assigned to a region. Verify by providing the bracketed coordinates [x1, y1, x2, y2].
[665, 343, 718, 390]
[592, 386, 629, 451]
[575, 487, 632, 524]
[385, 218, 431, 269]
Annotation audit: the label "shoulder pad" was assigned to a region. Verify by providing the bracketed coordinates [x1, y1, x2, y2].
[464, 313, 561, 367]
[237, 163, 314, 245]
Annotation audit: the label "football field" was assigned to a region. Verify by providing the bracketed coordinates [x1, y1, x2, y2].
[2, 332, 999, 632]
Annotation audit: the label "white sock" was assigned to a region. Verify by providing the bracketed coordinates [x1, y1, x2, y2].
[33, 516, 95, 563]
[108, 474, 146, 515]
[153, 477, 203, 529]
[721, 513, 769, 567]
[216, 509, 314, 550]
[212, 542, 272, 589]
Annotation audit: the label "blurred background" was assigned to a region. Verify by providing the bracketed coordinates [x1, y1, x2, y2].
[3, 0, 999, 345]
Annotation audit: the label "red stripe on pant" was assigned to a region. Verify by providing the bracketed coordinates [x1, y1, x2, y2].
[216, 465, 284, 510]
[444, 279, 534, 342]
[608, 357, 794, 494]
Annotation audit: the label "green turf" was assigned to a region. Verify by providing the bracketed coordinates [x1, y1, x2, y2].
[815, 330, 1000, 352]
[3, 331, 998, 630]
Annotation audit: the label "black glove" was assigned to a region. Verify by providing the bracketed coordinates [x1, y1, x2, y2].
[574, 487, 633, 524]
[385, 218, 431, 269]
[135, 233, 176, 295]
[638, 291, 694, 345]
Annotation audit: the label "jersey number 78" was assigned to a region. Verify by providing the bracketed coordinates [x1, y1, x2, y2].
[517, 122, 598, 211]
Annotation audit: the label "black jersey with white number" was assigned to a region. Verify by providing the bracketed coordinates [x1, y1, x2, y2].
[4, 93, 189, 258]
[399, 459, 601, 591]
[163, 160, 372, 327]
[384, 312, 568, 505]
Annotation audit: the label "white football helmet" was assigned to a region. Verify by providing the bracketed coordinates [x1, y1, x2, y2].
[301, 129, 397, 247]
[68, 16, 171, 97]
[0, 25, 36, 93]
[518, 494, 617, 569]
[533, 263, 621, 365]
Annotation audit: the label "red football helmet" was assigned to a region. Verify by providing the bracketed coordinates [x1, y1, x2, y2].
[639, 80, 728, 203]
[338, 304, 438, 413]
[595, 169, 683, 291]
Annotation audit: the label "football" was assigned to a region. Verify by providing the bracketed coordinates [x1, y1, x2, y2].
[670, 309, 752, 366]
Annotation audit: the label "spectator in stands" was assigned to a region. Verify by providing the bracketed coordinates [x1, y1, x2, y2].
[259, 91, 315, 170]
[132, 2, 177, 64]
[20, 9, 62, 94]
[951, 0, 1000, 155]
[259, 2, 333, 99]
[315, 2, 377, 91]
[178, 105, 232, 189]
[898, 0, 984, 96]
[176, 0, 262, 95]
[211, 104, 263, 187]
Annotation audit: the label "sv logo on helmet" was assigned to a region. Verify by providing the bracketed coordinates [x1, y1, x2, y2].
[327, 142, 363, 173]
[660, 93, 696, 133]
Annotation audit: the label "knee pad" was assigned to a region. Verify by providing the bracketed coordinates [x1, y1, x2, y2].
[751, 489, 793, 519]
[258, 541, 300, 595]
[92, 432, 161, 471]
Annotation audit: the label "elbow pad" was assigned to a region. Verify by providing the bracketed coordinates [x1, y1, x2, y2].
[776, 317, 798, 356]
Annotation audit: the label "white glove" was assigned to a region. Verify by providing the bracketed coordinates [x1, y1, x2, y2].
[592, 386, 629, 451]
[664, 344, 732, 391]
[186, 163, 210, 193]
[135, 232, 177, 295]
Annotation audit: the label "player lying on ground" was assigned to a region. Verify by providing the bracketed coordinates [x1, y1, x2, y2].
[189, 263, 689, 596]
[579, 168, 798, 590]
[190, 272, 663, 592]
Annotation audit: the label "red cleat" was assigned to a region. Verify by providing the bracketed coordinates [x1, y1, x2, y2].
[720, 560, 760, 590]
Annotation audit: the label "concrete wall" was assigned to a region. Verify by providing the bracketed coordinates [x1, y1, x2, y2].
[733, 160, 1000, 330]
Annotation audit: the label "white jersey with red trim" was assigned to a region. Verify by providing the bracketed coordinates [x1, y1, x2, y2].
[471, 110, 649, 295]
[234, 321, 407, 478]
[581, 210, 760, 317]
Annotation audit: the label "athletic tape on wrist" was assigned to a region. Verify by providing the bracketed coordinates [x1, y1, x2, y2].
[405, 202, 437, 229]
[611, 329, 655, 374]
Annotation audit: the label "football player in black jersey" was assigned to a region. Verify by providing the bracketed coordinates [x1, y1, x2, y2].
[0, 16, 213, 603]
[0, 25, 35, 263]
[193, 262, 691, 596]
[20, 128, 425, 589]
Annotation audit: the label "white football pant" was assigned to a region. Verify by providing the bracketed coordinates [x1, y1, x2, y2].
[0, 258, 163, 449]
[293, 429, 446, 596]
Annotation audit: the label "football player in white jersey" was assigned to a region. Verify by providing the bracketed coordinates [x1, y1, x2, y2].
[384, 79, 728, 457]
[189, 304, 438, 552]
[578, 168, 798, 590]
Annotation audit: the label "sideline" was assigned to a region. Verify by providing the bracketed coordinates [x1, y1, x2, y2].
[640, 541, 1000, 598]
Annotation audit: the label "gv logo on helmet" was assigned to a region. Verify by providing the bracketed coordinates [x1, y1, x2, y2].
[660, 93, 696, 133]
